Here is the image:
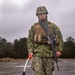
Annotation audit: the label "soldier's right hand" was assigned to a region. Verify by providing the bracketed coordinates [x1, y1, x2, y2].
[28, 53, 33, 60]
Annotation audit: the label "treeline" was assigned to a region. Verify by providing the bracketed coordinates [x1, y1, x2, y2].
[0, 36, 75, 58]
[61, 36, 75, 58]
[0, 37, 28, 59]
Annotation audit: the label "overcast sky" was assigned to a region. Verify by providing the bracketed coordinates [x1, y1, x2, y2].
[0, 0, 75, 42]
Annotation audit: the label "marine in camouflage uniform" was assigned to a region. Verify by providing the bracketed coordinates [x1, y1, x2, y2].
[27, 6, 63, 75]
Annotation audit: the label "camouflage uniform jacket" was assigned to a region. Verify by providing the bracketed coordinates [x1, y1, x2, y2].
[27, 21, 63, 57]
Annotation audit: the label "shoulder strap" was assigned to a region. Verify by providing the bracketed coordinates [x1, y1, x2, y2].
[39, 21, 51, 36]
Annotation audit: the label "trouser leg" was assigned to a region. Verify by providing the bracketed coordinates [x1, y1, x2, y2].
[31, 57, 45, 75]
[42, 58, 54, 75]
[31, 57, 54, 75]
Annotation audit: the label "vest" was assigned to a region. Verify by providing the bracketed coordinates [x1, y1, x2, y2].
[33, 22, 54, 44]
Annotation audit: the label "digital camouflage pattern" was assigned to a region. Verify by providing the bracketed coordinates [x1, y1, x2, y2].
[31, 57, 54, 75]
[27, 20, 63, 75]
[36, 6, 48, 16]
[27, 20, 63, 57]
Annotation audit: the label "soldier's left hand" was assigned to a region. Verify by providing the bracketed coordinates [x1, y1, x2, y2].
[56, 51, 61, 57]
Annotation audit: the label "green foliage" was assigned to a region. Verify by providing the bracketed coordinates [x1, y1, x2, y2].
[13, 37, 28, 58]
[61, 36, 75, 58]
[0, 37, 12, 58]
[0, 37, 28, 59]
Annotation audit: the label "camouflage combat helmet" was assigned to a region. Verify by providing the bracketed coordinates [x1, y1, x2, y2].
[36, 6, 48, 16]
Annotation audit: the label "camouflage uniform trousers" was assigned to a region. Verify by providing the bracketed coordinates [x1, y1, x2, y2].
[31, 57, 54, 75]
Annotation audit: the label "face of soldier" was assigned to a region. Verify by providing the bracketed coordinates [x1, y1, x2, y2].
[38, 13, 47, 20]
